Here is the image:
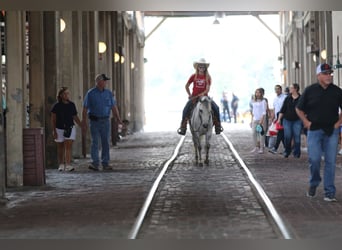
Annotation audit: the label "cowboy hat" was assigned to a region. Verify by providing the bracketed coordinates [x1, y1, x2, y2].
[193, 58, 210, 69]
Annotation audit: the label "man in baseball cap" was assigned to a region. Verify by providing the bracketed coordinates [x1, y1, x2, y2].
[296, 62, 342, 202]
[95, 73, 110, 82]
[316, 63, 333, 75]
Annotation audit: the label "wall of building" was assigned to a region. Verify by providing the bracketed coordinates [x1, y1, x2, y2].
[281, 11, 334, 90]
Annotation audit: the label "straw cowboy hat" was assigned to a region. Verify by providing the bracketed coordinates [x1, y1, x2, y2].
[193, 58, 210, 69]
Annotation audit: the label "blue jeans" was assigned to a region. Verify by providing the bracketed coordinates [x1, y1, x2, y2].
[283, 119, 302, 157]
[89, 119, 110, 167]
[307, 128, 339, 197]
[182, 99, 221, 123]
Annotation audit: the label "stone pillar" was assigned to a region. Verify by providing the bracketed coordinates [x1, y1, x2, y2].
[5, 11, 26, 186]
[28, 11, 45, 128]
[43, 12, 59, 168]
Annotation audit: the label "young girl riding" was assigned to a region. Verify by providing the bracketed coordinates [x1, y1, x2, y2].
[177, 58, 223, 135]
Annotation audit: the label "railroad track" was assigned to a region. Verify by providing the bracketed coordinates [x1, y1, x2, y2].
[127, 133, 292, 239]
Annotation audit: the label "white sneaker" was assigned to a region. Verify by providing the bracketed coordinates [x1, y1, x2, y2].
[251, 147, 259, 153]
[58, 164, 64, 171]
[338, 149, 342, 155]
[258, 148, 264, 154]
[65, 165, 75, 172]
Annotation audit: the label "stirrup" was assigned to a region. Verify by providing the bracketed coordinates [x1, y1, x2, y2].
[177, 127, 186, 135]
[215, 126, 223, 134]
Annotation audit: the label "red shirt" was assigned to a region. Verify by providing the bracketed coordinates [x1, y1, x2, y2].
[187, 74, 211, 97]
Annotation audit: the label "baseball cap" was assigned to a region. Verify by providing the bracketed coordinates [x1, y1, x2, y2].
[316, 63, 333, 75]
[95, 73, 110, 82]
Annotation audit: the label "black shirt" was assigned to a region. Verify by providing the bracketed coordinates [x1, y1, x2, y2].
[51, 101, 78, 129]
[280, 94, 301, 121]
[296, 83, 342, 133]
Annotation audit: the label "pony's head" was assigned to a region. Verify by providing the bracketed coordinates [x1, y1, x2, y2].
[197, 96, 212, 128]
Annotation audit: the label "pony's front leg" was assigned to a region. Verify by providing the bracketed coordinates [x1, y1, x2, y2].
[204, 134, 211, 165]
[204, 143, 210, 165]
[192, 138, 199, 164]
[194, 145, 199, 164]
[198, 145, 203, 166]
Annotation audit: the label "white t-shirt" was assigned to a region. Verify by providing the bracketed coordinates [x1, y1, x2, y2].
[252, 99, 267, 121]
[273, 93, 287, 117]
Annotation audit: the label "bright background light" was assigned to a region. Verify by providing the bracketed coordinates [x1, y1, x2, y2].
[144, 15, 281, 132]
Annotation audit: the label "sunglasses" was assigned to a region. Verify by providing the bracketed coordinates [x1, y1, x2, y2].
[321, 71, 333, 76]
[198, 65, 206, 69]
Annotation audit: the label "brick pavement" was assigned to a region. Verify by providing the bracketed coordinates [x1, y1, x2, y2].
[138, 132, 279, 239]
[0, 132, 179, 239]
[1, 123, 342, 238]
[225, 122, 342, 239]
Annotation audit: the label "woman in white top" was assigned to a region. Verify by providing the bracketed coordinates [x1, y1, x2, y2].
[250, 88, 267, 153]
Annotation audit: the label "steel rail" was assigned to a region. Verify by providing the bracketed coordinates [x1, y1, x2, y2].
[221, 133, 292, 239]
[127, 135, 186, 239]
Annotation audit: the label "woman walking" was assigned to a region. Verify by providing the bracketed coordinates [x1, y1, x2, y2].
[277, 83, 303, 158]
[250, 88, 267, 153]
[51, 87, 82, 171]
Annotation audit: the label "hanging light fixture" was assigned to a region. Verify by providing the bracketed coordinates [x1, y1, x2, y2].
[60, 18, 66, 32]
[114, 52, 120, 63]
[320, 49, 327, 60]
[98, 42, 107, 54]
[313, 54, 317, 62]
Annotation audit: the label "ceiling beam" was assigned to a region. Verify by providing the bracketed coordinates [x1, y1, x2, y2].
[143, 11, 279, 17]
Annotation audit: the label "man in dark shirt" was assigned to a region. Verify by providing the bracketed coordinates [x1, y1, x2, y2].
[296, 63, 342, 202]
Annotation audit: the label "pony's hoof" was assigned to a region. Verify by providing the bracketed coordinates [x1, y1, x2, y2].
[204, 159, 209, 165]
[177, 128, 186, 135]
[198, 162, 203, 167]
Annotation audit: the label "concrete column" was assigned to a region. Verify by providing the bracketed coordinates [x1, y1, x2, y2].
[89, 11, 98, 82]
[134, 46, 145, 132]
[71, 11, 83, 157]
[123, 27, 130, 122]
[28, 11, 45, 128]
[59, 11, 73, 87]
[98, 12, 107, 75]
[5, 11, 26, 186]
[43, 12, 59, 168]
[0, 12, 5, 198]
[81, 12, 91, 95]
[105, 12, 114, 88]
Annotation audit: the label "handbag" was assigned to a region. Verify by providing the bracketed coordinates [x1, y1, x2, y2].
[63, 126, 73, 138]
[275, 121, 284, 130]
[256, 124, 265, 135]
[268, 122, 278, 136]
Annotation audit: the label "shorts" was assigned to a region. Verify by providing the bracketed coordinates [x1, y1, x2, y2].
[55, 127, 76, 142]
